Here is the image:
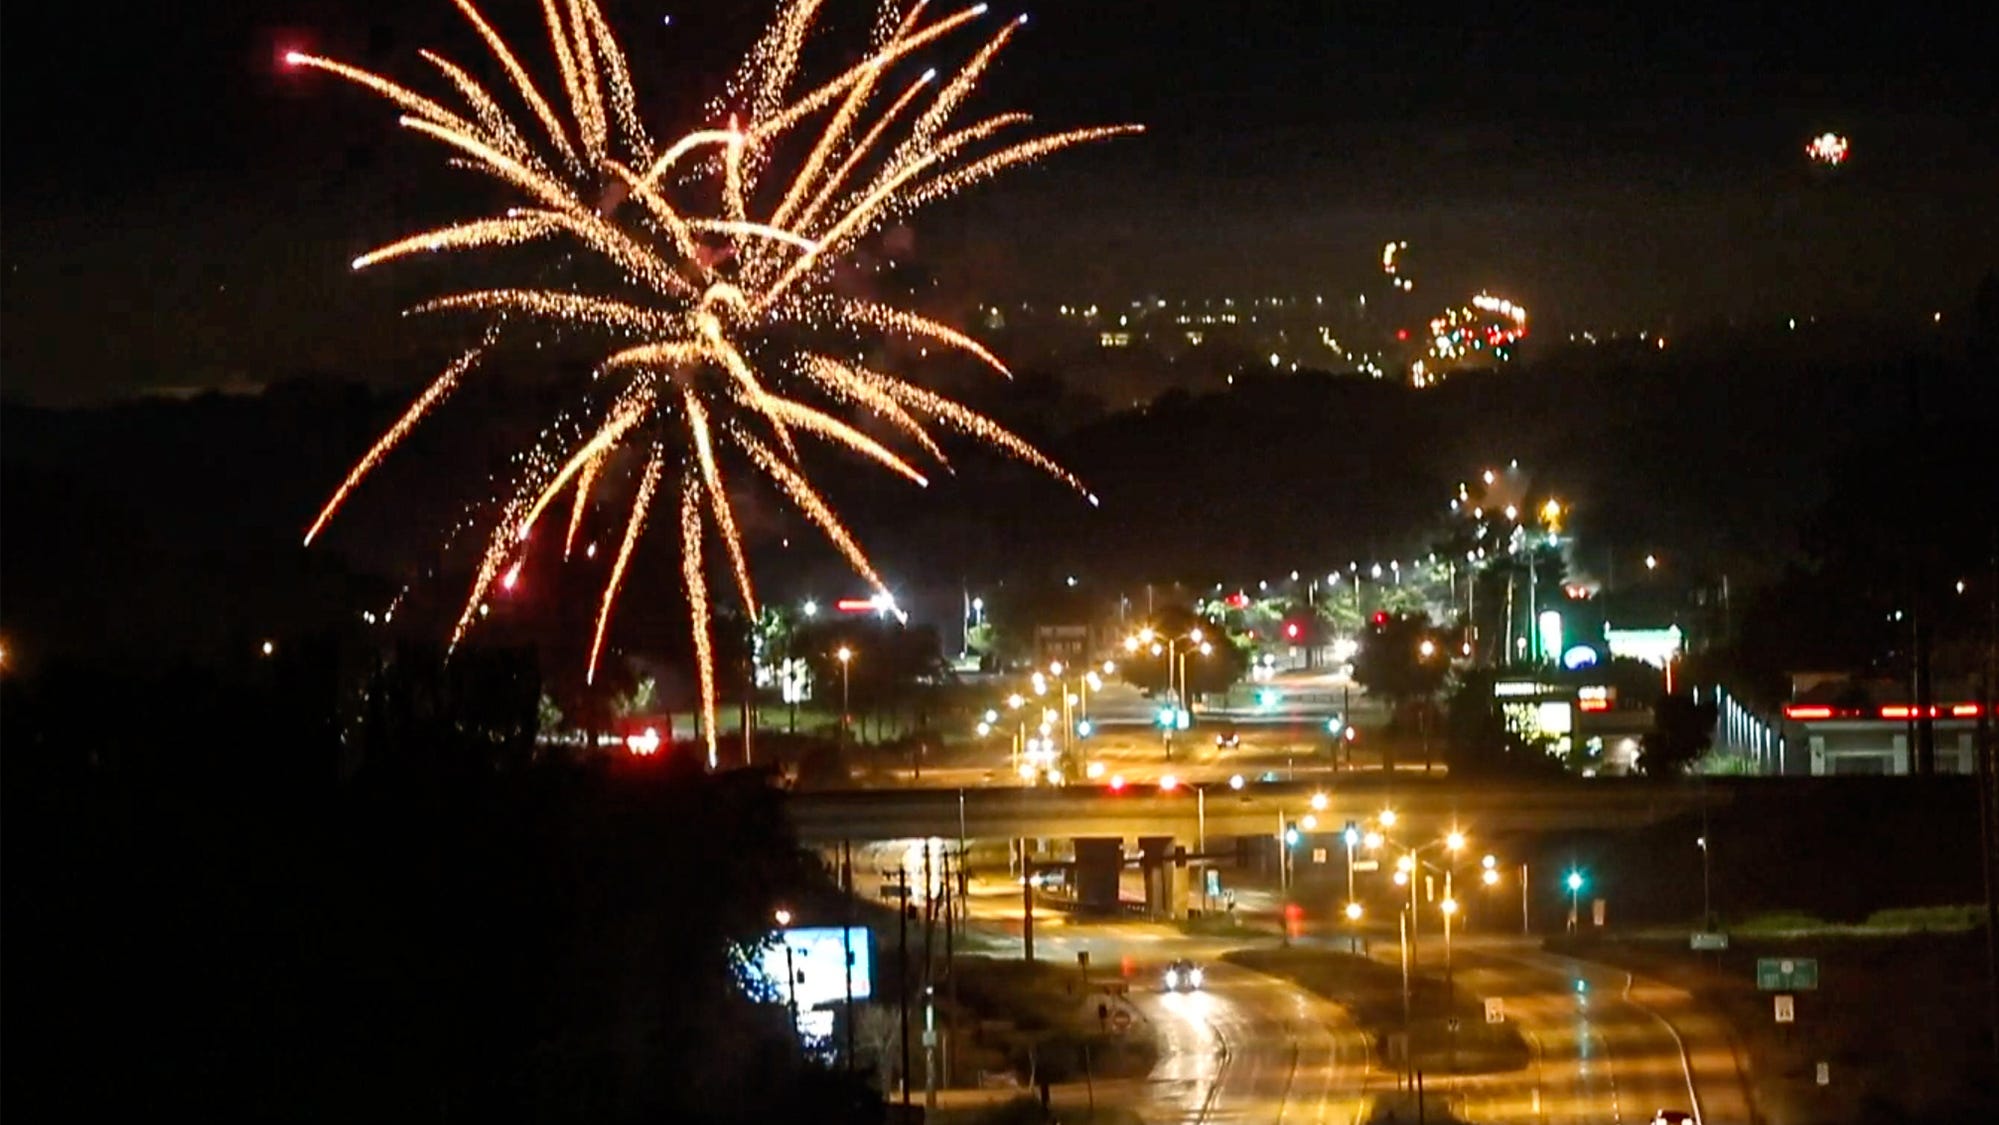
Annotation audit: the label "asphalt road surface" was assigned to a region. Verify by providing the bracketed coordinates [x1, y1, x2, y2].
[1389, 940, 1753, 1125]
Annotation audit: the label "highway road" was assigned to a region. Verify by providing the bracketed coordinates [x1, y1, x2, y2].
[1374, 939, 1753, 1125]
[1009, 920, 1379, 1125]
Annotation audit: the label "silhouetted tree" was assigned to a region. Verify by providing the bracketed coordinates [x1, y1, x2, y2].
[1113, 603, 1249, 697]
[1444, 668, 1564, 777]
[1352, 611, 1450, 710]
[1640, 693, 1719, 775]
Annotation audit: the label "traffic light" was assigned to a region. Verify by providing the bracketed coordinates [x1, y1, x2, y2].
[1283, 822, 1301, 847]
[1284, 621, 1301, 640]
[1343, 822, 1360, 847]
[1566, 871, 1585, 892]
[1372, 611, 1389, 626]
[1156, 706, 1175, 728]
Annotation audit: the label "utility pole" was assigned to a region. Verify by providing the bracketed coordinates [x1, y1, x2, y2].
[898, 864, 911, 1110]
[924, 842, 938, 1110]
[1979, 535, 1999, 1067]
[842, 840, 856, 1073]
[742, 631, 755, 768]
[1022, 847, 1035, 962]
[945, 847, 959, 1090]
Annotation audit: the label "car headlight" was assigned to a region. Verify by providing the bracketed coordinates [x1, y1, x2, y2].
[1164, 970, 1180, 989]
[1188, 968, 1204, 988]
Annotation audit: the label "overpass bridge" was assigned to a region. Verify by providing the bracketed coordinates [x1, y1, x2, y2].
[788, 775, 1724, 845]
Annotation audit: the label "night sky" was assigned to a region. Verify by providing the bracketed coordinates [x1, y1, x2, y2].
[4, 0, 1995, 404]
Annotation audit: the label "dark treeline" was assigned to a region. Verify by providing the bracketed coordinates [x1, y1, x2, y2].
[1, 651, 878, 1122]
[3, 302, 1995, 678]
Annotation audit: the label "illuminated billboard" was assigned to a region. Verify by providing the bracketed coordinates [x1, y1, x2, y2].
[755, 926, 873, 1040]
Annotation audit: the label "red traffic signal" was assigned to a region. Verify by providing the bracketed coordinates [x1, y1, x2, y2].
[1372, 611, 1388, 626]
[1284, 622, 1301, 640]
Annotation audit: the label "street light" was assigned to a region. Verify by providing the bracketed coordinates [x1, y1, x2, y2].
[774, 908, 800, 1042]
[835, 646, 854, 742]
[1566, 870, 1586, 932]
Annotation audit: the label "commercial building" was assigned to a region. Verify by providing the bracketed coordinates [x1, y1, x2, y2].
[1780, 675, 1988, 775]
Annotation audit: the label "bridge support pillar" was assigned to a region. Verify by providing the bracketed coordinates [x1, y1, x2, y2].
[1138, 835, 1189, 920]
[1072, 837, 1123, 914]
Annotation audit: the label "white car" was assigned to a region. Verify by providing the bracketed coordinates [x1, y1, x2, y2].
[1162, 959, 1205, 992]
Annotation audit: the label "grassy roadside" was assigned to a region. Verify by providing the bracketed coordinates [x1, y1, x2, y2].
[946, 956, 1159, 1086]
[1225, 947, 1529, 1075]
[1550, 933, 1999, 1124]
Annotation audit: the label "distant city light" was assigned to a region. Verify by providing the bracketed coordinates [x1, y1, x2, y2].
[1805, 132, 1850, 166]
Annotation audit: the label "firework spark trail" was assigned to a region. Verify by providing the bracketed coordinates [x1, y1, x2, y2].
[454, 497, 531, 646]
[448, 0, 578, 167]
[838, 299, 1010, 376]
[765, 0, 929, 238]
[420, 50, 536, 164]
[908, 123, 1145, 207]
[579, 0, 649, 159]
[788, 68, 937, 235]
[303, 339, 491, 545]
[762, 397, 931, 486]
[350, 214, 560, 270]
[738, 431, 888, 595]
[540, 0, 588, 155]
[685, 219, 819, 253]
[741, 0, 824, 142]
[300, 1, 1135, 759]
[396, 115, 578, 210]
[752, 3, 988, 141]
[562, 0, 610, 164]
[800, 354, 947, 464]
[564, 450, 604, 558]
[875, 376, 1093, 497]
[682, 391, 758, 620]
[285, 53, 477, 137]
[587, 446, 665, 684]
[415, 288, 677, 332]
[884, 15, 1023, 186]
[517, 393, 651, 540]
[677, 471, 719, 768]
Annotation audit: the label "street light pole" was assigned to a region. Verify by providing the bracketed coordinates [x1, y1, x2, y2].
[1398, 906, 1412, 1088]
[1521, 863, 1531, 935]
[836, 647, 853, 744]
[775, 908, 800, 1048]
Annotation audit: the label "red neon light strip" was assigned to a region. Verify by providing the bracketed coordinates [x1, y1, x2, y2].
[1784, 705, 1833, 719]
[834, 598, 875, 612]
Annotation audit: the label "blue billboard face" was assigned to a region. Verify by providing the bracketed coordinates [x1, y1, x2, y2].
[756, 926, 873, 1013]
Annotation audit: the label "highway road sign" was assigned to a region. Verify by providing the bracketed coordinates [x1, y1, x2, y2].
[1484, 998, 1505, 1024]
[1690, 931, 1729, 951]
[1774, 995, 1795, 1023]
[1109, 1008, 1132, 1034]
[1757, 957, 1820, 990]
[1592, 898, 1606, 927]
[1312, 848, 1328, 864]
[1353, 859, 1380, 872]
[1816, 1061, 1830, 1086]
